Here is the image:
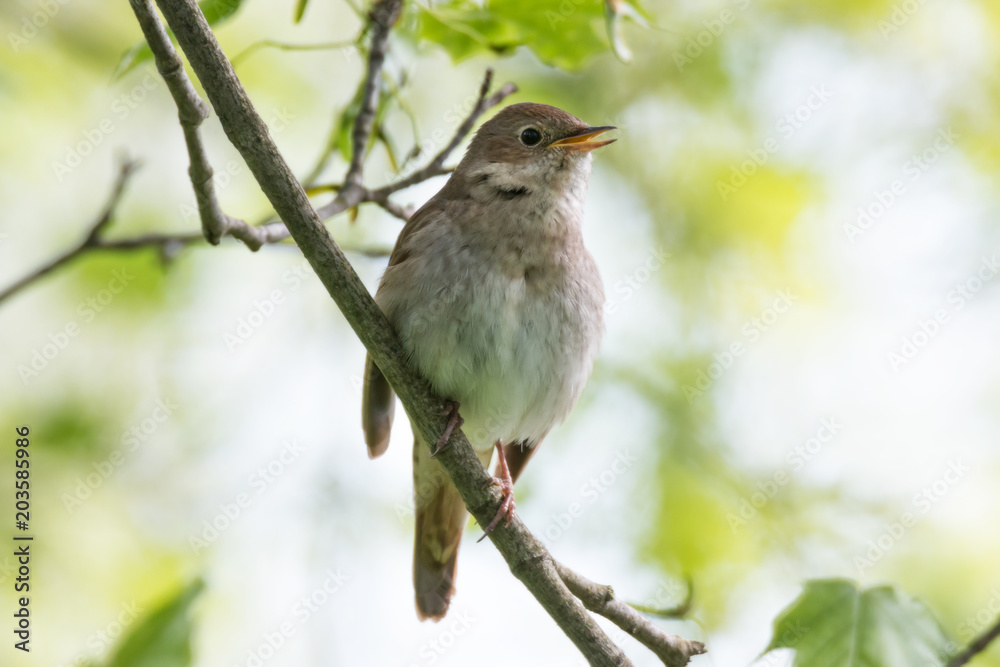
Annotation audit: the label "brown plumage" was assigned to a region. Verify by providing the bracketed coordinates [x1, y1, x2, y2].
[362, 102, 613, 620]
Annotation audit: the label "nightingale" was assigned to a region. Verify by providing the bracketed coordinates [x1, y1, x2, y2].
[361, 102, 614, 621]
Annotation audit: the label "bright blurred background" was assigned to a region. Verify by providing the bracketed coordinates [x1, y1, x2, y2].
[1, 0, 999, 665]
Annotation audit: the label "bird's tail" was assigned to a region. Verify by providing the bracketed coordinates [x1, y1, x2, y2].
[412, 433, 492, 621]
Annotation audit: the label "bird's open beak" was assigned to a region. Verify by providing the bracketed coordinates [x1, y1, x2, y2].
[547, 126, 617, 152]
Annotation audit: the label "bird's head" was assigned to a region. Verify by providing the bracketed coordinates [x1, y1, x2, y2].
[455, 102, 616, 201]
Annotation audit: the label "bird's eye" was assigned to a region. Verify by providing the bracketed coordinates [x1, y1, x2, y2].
[520, 128, 542, 146]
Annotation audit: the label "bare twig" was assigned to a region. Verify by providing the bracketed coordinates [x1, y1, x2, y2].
[314, 68, 515, 220]
[144, 0, 703, 664]
[231, 38, 357, 68]
[374, 198, 412, 221]
[948, 614, 1000, 667]
[556, 563, 706, 666]
[97, 231, 205, 251]
[340, 0, 403, 195]
[364, 69, 517, 203]
[630, 579, 694, 619]
[0, 160, 139, 305]
[0, 69, 511, 304]
[130, 0, 284, 250]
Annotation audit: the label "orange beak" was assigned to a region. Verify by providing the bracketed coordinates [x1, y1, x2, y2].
[546, 125, 617, 152]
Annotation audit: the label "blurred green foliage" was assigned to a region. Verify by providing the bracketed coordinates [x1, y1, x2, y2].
[406, 0, 633, 69]
[114, 0, 249, 78]
[2, 0, 1000, 665]
[103, 580, 204, 667]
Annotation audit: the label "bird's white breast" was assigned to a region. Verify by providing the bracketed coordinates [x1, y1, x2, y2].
[379, 189, 604, 452]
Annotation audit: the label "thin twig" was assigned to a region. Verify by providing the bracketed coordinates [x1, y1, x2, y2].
[0, 69, 512, 304]
[230, 38, 357, 68]
[556, 563, 706, 667]
[316, 69, 515, 219]
[2, 14, 514, 304]
[0, 161, 139, 306]
[130, 0, 282, 251]
[97, 231, 205, 251]
[630, 579, 694, 619]
[374, 198, 412, 221]
[365, 69, 517, 203]
[340, 0, 403, 194]
[948, 615, 1000, 667]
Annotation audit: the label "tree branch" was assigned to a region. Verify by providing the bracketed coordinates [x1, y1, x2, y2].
[230, 38, 358, 68]
[340, 0, 403, 195]
[374, 197, 412, 221]
[0, 160, 140, 305]
[130, 0, 284, 250]
[363, 69, 517, 203]
[0, 61, 512, 305]
[947, 614, 1000, 667]
[629, 578, 694, 619]
[137, 0, 703, 664]
[556, 563, 705, 665]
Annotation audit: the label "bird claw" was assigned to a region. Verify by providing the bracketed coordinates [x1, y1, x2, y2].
[431, 401, 463, 457]
[477, 442, 517, 542]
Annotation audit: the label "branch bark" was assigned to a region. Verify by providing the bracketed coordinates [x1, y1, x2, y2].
[362, 69, 517, 203]
[556, 563, 705, 665]
[0, 71, 512, 305]
[947, 614, 1000, 667]
[0, 160, 140, 305]
[123, 0, 704, 664]
[339, 0, 402, 195]
[130, 0, 283, 250]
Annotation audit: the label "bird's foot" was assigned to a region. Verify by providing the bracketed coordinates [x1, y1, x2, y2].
[431, 401, 463, 457]
[477, 442, 517, 542]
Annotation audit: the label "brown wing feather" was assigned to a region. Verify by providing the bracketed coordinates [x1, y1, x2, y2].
[499, 439, 541, 484]
[361, 353, 395, 458]
[361, 199, 447, 458]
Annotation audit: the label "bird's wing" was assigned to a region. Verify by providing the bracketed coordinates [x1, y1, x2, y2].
[500, 438, 543, 484]
[361, 199, 449, 458]
[361, 352, 394, 458]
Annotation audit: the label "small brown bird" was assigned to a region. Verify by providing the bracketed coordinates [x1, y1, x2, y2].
[362, 102, 613, 621]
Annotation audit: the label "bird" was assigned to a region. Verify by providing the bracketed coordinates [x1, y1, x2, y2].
[362, 102, 614, 621]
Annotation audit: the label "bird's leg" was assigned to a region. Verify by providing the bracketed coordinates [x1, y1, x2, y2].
[477, 441, 516, 542]
[431, 400, 463, 457]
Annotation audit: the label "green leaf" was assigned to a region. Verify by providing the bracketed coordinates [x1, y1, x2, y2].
[764, 579, 955, 667]
[412, 4, 522, 63]
[333, 73, 399, 167]
[603, 0, 649, 63]
[410, 0, 630, 70]
[334, 80, 366, 162]
[113, 0, 247, 80]
[103, 579, 205, 667]
[293, 0, 310, 22]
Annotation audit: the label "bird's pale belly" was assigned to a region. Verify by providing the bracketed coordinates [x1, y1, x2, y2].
[398, 269, 597, 451]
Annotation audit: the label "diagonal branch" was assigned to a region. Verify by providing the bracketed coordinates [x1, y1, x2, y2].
[365, 69, 517, 202]
[142, 0, 704, 665]
[948, 614, 1000, 667]
[311, 68, 518, 222]
[629, 579, 694, 619]
[2, 3, 509, 307]
[0, 160, 140, 305]
[130, 0, 284, 250]
[556, 563, 706, 665]
[0, 69, 513, 306]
